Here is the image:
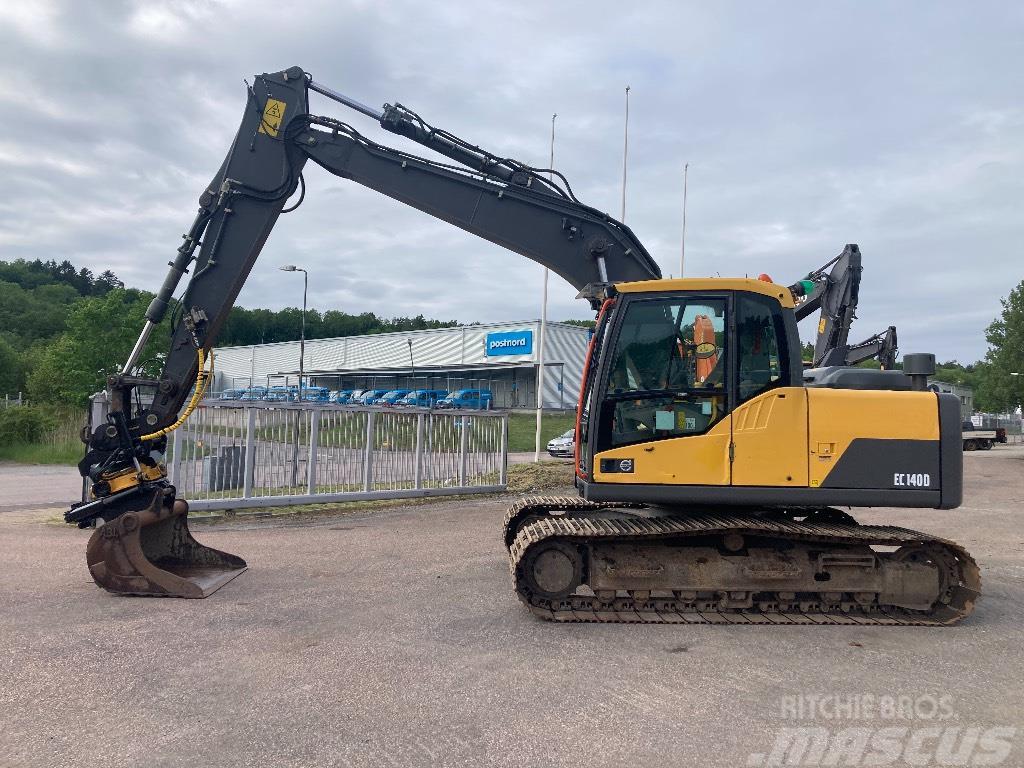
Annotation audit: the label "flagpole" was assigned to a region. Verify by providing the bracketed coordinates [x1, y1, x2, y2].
[534, 113, 556, 462]
[680, 162, 689, 276]
[620, 86, 630, 222]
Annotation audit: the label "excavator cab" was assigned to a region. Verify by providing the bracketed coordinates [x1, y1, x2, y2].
[575, 279, 797, 485]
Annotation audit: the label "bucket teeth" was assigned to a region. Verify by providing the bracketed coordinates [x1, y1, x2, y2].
[85, 487, 246, 598]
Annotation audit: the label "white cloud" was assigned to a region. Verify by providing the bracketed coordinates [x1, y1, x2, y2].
[0, 0, 64, 47]
[0, 0, 1021, 362]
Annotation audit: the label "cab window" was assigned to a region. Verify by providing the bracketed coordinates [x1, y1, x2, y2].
[736, 294, 787, 403]
[600, 297, 727, 449]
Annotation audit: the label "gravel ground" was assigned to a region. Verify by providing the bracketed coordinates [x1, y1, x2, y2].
[1, 448, 1022, 767]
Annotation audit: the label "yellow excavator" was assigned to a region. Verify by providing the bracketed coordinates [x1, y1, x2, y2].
[67, 67, 979, 624]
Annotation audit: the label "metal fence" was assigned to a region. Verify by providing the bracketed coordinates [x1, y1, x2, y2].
[1, 393, 24, 410]
[165, 401, 508, 511]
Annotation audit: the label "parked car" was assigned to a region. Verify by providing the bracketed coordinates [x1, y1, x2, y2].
[329, 389, 354, 403]
[357, 389, 391, 405]
[335, 389, 365, 404]
[264, 385, 296, 402]
[378, 389, 412, 406]
[298, 386, 330, 402]
[398, 389, 448, 408]
[435, 389, 493, 410]
[239, 386, 268, 401]
[219, 388, 246, 400]
[547, 428, 575, 457]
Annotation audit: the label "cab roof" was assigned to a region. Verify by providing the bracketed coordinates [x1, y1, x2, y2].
[614, 277, 795, 309]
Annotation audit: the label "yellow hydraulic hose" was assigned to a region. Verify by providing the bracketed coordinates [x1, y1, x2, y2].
[140, 348, 213, 441]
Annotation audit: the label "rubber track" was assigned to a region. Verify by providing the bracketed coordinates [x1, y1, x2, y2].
[508, 502, 981, 626]
[502, 496, 642, 548]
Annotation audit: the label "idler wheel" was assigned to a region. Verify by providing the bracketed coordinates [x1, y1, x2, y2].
[523, 541, 583, 599]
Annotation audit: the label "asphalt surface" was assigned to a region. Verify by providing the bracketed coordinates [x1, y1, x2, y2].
[0, 461, 83, 511]
[1, 449, 1023, 767]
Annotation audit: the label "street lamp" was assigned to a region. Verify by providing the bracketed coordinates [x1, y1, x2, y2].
[279, 264, 308, 401]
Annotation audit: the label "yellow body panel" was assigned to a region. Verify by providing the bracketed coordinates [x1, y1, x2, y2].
[732, 388, 808, 486]
[98, 463, 165, 497]
[615, 278, 795, 309]
[807, 389, 939, 487]
[593, 417, 732, 485]
[591, 387, 941, 491]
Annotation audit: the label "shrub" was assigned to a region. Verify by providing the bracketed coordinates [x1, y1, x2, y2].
[0, 406, 60, 444]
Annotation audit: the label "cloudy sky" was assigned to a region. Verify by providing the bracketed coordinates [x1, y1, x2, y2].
[2, 1, 1021, 362]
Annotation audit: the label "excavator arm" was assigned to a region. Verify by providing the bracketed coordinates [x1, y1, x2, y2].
[789, 243, 898, 368]
[846, 325, 898, 370]
[70, 66, 660, 531]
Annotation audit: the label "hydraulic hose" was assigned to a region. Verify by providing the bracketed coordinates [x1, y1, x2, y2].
[140, 349, 213, 441]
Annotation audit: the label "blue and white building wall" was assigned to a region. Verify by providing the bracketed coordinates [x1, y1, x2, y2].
[210, 320, 591, 410]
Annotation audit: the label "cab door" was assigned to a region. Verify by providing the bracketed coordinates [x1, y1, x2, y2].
[589, 293, 732, 486]
[729, 293, 808, 487]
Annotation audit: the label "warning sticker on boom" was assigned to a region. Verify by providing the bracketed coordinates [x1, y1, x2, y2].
[258, 98, 287, 137]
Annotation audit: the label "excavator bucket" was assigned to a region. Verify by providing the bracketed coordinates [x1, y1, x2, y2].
[85, 489, 246, 598]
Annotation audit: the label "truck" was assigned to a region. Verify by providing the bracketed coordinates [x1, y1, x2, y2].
[962, 422, 997, 451]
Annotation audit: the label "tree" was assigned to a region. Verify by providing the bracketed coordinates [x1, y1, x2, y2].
[979, 280, 1024, 413]
[561, 319, 597, 330]
[95, 270, 124, 294]
[27, 289, 170, 406]
[0, 337, 24, 395]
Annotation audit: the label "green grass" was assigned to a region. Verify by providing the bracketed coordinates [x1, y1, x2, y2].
[0, 439, 84, 465]
[165, 438, 213, 461]
[506, 412, 575, 453]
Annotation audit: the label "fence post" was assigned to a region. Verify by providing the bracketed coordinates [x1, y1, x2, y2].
[289, 408, 301, 490]
[363, 410, 375, 492]
[243, 407, 256, 500]
[414, 412, 425, 489]
[307, 408, 320, 496]
[169, 427, 183, 489]
[499, 413, 509, 486]
[459, 413, 469, 487]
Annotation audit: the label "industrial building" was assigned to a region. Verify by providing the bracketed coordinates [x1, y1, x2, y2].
[928, 379, 974, 420]
[210, 321, 590, 410]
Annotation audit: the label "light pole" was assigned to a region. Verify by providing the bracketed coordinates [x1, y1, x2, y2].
[536, 113, 556, 463]
[407, 338, 415, 386]
[680, 162, 689, 277]
[620, 86, 630, 222]
[279, 265, 308, 401]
